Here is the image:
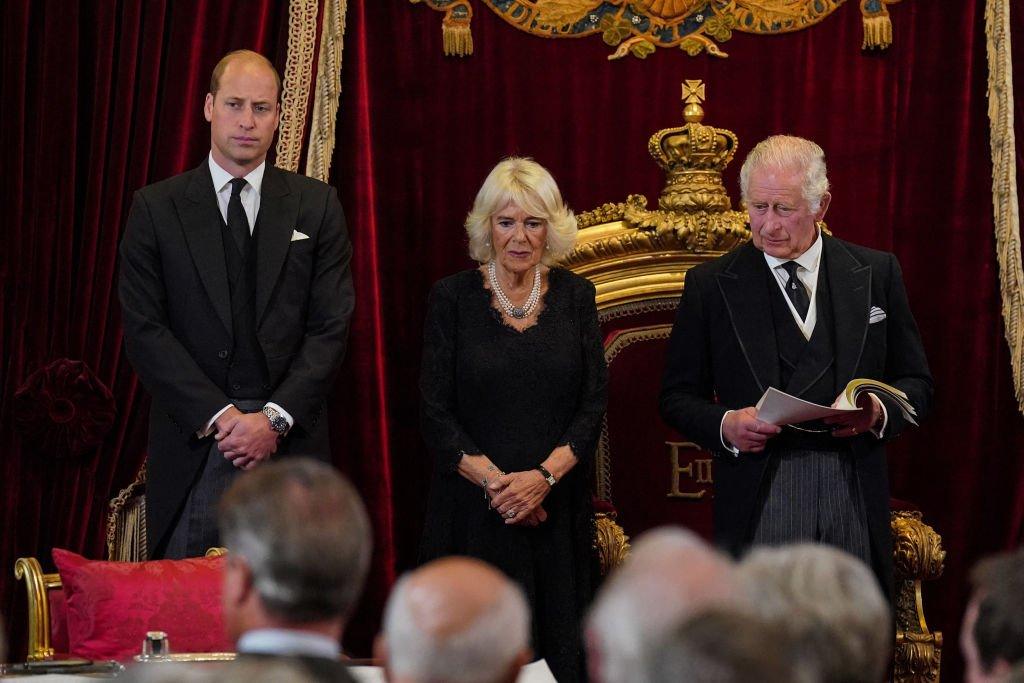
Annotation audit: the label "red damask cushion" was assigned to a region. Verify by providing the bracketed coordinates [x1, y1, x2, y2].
[52, 548, 233, 660]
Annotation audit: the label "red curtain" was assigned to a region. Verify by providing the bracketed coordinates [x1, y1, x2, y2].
[3, 0, 1024, 678]
[334, 1, 1024, 678]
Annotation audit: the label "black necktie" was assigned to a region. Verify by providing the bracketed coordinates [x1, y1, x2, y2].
[781, 261, 810, 321]
[227, 177, 250, 256]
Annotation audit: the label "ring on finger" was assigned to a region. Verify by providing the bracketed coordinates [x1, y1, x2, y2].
[506, 509, 516, 519]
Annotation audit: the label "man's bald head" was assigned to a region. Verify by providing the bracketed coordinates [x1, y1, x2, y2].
[380, 557, 530, 683]
[210, 49, 282, 101]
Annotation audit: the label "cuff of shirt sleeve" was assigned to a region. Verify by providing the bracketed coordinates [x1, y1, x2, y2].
[720, 410, 740, 457]
[198, 404, 234, 438]
[264, 402, 294, 430]
[869, 394, 888, 439]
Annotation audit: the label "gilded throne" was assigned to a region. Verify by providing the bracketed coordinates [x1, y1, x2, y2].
[561, 81, 945, 683]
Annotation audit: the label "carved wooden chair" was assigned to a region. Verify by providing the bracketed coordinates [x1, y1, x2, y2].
[564, 81, 945, 683]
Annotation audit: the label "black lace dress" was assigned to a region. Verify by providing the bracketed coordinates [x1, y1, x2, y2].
[419, 267, 608, 683]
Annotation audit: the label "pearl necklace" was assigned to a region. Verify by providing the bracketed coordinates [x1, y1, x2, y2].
[487, 262, 541, 320]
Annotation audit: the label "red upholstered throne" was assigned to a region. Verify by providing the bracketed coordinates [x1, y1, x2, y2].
[562, 81, 945, 683]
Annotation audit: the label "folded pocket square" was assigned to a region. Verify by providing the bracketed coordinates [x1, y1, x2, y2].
[869, 306, 886, 324]
[291, 230, 310, 242]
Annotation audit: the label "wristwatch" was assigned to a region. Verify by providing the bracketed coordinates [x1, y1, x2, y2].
[534, 465, 557, 487]
[262, 405, 289, 435]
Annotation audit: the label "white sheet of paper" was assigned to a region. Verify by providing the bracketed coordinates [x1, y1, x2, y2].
[754, 386, 861, 425]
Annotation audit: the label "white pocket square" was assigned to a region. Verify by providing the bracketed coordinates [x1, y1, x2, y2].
[290, 230, 310, 242]
[869, 306, 886, 324]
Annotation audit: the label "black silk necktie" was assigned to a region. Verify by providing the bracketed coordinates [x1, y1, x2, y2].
[781, 260, 810, 321]
[227, 177, 250, 256]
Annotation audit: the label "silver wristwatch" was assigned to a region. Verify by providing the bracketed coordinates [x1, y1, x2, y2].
[262, 405, 289, 434]
[534, 465, 557, 487]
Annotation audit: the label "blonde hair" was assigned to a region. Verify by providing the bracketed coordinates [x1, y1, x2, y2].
[739, 135, 830, 212]
[465, 157, 577, 265]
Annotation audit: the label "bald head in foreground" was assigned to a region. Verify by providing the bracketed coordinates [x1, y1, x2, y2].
[377, 557, 531, 683]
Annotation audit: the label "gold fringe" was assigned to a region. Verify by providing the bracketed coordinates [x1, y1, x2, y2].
[442, 20, 474, 57]
[305, 0, 347, 182]
[985, 0, 1024, 415]
[862, 14, 893, 49]
[276, 0, 319, 173]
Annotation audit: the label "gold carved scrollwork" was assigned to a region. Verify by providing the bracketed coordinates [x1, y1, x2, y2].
[595, 511, 631, 575]
[891, 510, 945, 683]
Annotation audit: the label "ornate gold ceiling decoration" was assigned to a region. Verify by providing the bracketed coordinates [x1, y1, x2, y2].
[411, 0, 901, 59]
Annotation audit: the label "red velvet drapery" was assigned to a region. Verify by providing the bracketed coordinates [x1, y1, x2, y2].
[3, 1, 1024, 678]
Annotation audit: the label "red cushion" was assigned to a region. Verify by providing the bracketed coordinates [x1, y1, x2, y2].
[52, 548, 233, 660]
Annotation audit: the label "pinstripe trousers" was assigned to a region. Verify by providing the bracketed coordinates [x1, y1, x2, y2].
[749, 448, 871, 566]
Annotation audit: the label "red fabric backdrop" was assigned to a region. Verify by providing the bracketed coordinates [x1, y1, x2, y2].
[3, 0, 1024, 677]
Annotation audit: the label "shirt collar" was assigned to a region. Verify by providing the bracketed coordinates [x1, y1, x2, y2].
[236, 628, 341, 659]
[208, 153, 266, 196]
[763, 229, 823, 274]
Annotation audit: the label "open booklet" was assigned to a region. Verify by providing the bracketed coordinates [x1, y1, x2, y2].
[755, 378, 918, 426]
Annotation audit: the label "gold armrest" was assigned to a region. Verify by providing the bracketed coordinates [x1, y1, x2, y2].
[14, 557, 61, 661]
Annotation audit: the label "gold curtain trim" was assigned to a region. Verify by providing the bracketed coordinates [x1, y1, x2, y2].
[305, 0, 348, 182]
[276, 0, 320, 173]
[985, 0, 1024, 415]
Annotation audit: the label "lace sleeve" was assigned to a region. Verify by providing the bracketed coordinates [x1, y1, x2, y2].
[557, 277, 609, 462]
[419, 277, 481, 471]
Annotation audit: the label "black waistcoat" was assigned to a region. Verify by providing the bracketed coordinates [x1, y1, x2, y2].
[221, 217, 270, 399]
[767, 260, 841, 450]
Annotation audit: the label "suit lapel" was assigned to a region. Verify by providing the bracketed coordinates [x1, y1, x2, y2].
[254, 166, 299, 327]
[824, 236, 871, 387]
[177, 161, 233, 338]
[716, 241, 781, 393]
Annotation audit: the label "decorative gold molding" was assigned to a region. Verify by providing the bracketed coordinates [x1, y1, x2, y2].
[107, 463, 147, 561]
[594, 511, 631, 575]
[413, 1, 899, 59]
[891, 510, 945, 683]
[276, 0, 319, 173]
[985, 0, 1024, 416]
[306, 0, 348, 181]
[14, 557, 57, 661]
[563, 81, 749, 310]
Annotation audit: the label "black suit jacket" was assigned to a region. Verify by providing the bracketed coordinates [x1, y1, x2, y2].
[119, 160, 354, 551]
[660, 236, 932, 586]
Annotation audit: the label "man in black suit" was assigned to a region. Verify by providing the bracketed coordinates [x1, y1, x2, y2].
[119, 50, 353, 558]
[660, 135, 932, 595]
[219, 458, 370, 682]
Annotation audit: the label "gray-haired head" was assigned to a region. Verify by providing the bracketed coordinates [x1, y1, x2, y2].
[218, 458, 372, 623]
[586, 527, 742, 683]
[739, 543, 889, 683]
[380, 556, 530, 683]
[739, 135, 830, 213]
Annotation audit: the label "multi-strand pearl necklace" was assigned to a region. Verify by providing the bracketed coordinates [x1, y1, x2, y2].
[487, 261, 541, 319]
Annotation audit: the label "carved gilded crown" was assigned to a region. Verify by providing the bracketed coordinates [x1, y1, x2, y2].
[648, 80, 739, 213]
[562, 80, 749, 311]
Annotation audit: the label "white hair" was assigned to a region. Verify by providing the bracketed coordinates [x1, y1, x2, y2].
[739, 544, 889, 683]
[739, 135, 830, 212]
[383, 571, 530, 683]
[586, 527, 741, 683]
[464, 157, 577, 265]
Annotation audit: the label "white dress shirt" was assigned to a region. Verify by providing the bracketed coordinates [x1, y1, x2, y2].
[237, 628, 340, 659]
[198, 154, 293, 437]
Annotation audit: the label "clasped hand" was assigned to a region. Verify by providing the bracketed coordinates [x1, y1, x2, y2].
[214, 407, 279, 470]
[488, 470, 550, 526]
[824, 391, 880, 438]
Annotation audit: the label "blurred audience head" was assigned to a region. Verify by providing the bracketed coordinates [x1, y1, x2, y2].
[647, 608, 817, 683]
[585, 526, 742, 683]
[218, 458, 372, 643]
[962, 548, 1024, 682]
[377, 556, 530, 683]
[739, 543, 889, 683]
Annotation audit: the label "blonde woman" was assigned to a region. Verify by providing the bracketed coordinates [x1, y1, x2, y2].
[419, 157, 608, 683]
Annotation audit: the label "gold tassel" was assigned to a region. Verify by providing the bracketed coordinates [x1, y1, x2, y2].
[442, 16, 473, 56]
[862, 14, 893, 49]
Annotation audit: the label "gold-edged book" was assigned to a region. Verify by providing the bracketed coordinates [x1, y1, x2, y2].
[834, 378, 918, 426]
